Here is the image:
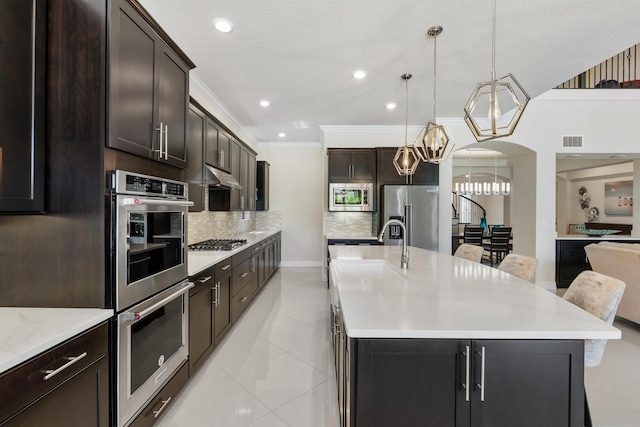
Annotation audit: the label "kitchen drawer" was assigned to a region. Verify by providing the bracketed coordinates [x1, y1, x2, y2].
[231, 281, 252, 323]
[0, 322, 108, 424]
[191, 266, 215, 291]
[214, 259, 233, 278]
[128, 361, 188, 427]
[232, 246, 253, 265]
[232, 257, 252, 296]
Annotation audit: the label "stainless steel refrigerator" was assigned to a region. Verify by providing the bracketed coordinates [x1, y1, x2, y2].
[380, 185, 439, 251]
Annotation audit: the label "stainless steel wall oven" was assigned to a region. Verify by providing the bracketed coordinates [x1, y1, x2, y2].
[109, 170, 193, 427]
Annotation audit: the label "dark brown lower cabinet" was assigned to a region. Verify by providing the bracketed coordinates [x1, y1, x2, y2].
[338, 336, 585, 427]
[188, 264, 231, 375]
[0, 323, 109, 427]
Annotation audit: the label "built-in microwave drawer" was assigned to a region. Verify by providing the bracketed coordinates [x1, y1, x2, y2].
[0, 322, 108, 424]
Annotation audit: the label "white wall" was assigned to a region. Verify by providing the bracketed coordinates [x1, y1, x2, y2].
[256, 143, 324, 267]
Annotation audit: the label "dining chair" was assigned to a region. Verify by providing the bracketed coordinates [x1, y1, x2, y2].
[482, 227, 512, 266]
[562, 270, 625, 427]
[497, 253, 538, 282]
[463, 226, 484, 246]
[453, 243, 485, 263]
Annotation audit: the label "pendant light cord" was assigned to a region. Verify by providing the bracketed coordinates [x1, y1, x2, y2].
[491, 0, 496, 80]
[404, 74, 409, 147]
[432, 33, 437, 124]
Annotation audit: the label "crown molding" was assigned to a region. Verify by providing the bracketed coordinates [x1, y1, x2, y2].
[256, 141, 323, 149]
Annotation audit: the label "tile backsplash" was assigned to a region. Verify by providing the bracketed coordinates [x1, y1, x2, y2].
[188, 192, 281, 244]
[324, 211, 378, 236]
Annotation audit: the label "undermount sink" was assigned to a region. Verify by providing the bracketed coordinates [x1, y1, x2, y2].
[331, 259, 404, 282]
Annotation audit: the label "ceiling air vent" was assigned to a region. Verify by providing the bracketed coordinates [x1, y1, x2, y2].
[562, 135, 583, 148]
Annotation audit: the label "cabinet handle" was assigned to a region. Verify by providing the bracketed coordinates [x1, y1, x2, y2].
[211, 282, 220, 306]
[221, 264, 231, 271]
[164, 124, 168, 159]
[476, 346, 486, 402]
[241, 272, 248, 278]
[199, 275, 212, 283]
[216, 283, 220, 307]
[152, 396, 172, 418]
[240, 296, 248, 303]
[43, 352, 88, 380]
[156, 121, 165, 159]
[219, 149, 224, 167]
[463, 346, 470, 402]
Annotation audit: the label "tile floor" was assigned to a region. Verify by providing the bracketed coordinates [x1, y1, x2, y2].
[157, 267, 640, 427]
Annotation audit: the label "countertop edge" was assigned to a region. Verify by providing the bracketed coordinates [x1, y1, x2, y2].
[0, 308, 113, 375]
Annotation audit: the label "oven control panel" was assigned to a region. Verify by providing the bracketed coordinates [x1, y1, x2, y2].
[110, 170, 187, 199]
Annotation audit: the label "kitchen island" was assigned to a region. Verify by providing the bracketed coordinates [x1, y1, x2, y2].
[329, 245, 620, 427]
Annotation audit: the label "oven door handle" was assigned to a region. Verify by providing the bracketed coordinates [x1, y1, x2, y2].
[133, 282, 194, 321]
[121, 197, 194, 207]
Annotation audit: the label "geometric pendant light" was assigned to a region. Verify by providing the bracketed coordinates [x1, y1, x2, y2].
[416, 25, 455, 164]
[464, 0, 529, 142]
[393, 73, 420, 176]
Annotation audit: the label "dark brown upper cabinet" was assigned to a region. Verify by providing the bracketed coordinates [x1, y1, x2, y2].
[0, 0, 46, 213]
[108, 0, 194, 169]
[328, 149, 376, 183]
[206, 122, 231, 172]
[377, 147, 439, 186]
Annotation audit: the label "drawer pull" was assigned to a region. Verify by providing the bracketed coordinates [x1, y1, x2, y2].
[198, 275, 212, 283]
[240, 272, 249, 278]
[240, 296, 248, 303]
[221, 264, 231, 271]
[43, 352, 88, 380]
[152, 396, 172, 418]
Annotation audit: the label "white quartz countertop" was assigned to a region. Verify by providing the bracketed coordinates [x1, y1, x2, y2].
[188, 230, 281, 276]
[0, 307, 113, 374]
[325, 234, 379, 241]
[329, 245, 621, 340]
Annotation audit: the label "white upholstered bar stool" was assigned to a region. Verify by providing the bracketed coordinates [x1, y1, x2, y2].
[453, 243, 485, 263]
[496, 253, 538, 282]
[562, 270, 626, 427]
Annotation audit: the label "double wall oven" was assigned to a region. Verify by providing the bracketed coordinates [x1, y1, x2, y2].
[109, 170, 193, 427]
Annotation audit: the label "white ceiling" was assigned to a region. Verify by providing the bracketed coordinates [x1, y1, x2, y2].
[138, 0, 640, 145]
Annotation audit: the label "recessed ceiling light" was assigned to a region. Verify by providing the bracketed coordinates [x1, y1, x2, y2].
[259, 100, 270, 107]
[386, 103, 397, 110]
[278, 132, 285, 138]
[213, 18, 234, 33]
[352, 70, 366, 79]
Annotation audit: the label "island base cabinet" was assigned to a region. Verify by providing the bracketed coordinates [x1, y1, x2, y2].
[344, 338, 584, 427]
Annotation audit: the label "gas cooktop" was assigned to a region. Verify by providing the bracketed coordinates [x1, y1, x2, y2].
[188, 238, 248, 251]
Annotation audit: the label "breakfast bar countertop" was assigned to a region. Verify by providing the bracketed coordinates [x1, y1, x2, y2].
[329, 245, 621, 340]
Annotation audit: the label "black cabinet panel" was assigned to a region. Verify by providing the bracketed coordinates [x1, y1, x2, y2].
[356, 339, 465, 427]
[0, 0, 45, 213]
[158, 48, 189, 168]
[338, 337, 584, 427]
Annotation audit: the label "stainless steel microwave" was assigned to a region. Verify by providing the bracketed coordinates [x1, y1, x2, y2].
[329, 183, 374, 211]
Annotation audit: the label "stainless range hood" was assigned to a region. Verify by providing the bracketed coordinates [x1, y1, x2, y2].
[205, 164, 242, 190]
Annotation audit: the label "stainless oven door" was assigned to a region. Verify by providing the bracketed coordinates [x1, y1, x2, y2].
[116, 280, 193, 427]
[114, 195, 192, 312]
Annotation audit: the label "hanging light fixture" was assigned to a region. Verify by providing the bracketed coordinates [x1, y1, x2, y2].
[416, 26, 455, 164]
[393, 73, 419, 176]
[464, 0, 529, 141]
